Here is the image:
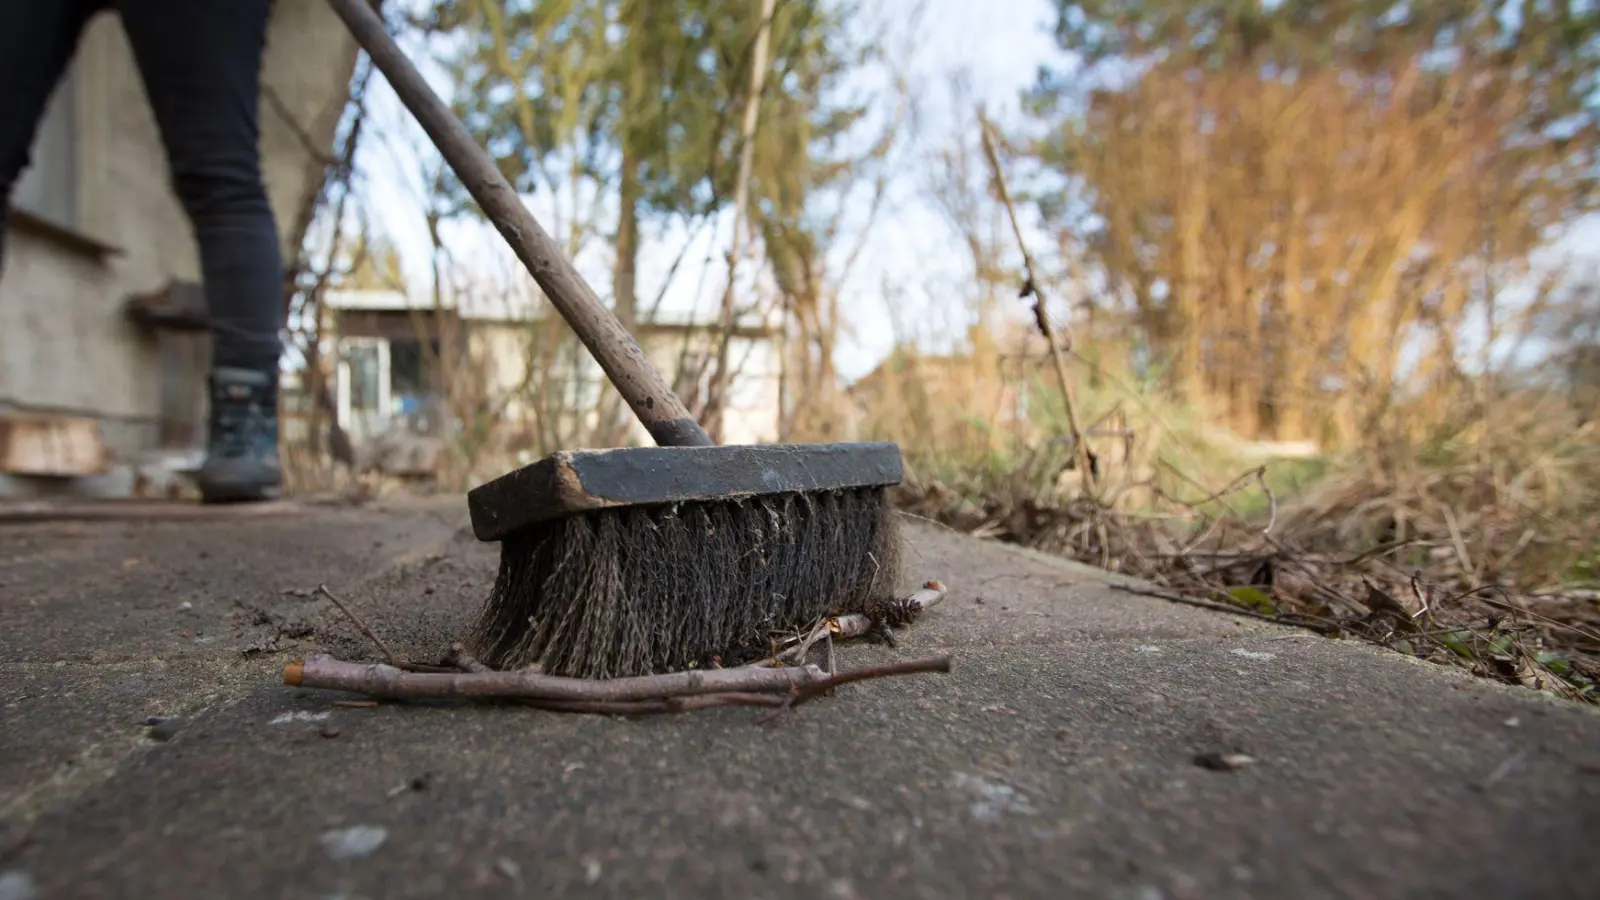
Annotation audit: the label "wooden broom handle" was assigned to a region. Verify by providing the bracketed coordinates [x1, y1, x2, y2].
[324, 0, 714, 448]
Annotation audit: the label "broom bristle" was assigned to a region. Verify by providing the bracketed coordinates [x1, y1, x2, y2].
[466, 486, 903, 678]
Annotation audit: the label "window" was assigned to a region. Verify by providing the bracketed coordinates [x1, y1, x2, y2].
[336, 337, 392, 443]
[12, 64, 80, 230]
[388, 338, 441, 397]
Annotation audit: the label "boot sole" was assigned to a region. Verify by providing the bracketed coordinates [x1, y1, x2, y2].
[198, 485, 284, 505]
[195, 466, 283, 505]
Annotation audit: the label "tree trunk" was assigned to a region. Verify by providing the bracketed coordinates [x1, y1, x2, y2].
[1172, 87, 1208, 404]
[703, 0, 776, 442]
[615, 165, 640, 334]
[595, 77, 644, 446]
[1222, 249, 1259, 437]
[1273, 196, 1308, 441]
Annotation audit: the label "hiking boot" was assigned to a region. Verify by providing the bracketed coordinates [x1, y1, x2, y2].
[195, 366, 283, 503]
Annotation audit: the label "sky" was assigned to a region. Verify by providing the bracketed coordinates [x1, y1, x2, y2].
[352, 0, 1064, 382]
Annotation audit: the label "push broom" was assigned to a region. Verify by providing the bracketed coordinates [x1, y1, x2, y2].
[326, 0, 905, 678]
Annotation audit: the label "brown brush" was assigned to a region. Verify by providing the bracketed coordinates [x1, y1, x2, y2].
[328, 0, 905, 678]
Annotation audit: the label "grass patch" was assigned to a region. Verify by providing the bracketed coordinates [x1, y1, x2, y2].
[879, 373, 1600, 705]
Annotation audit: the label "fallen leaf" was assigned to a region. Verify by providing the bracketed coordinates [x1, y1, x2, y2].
[1226, 586, 1276, 615]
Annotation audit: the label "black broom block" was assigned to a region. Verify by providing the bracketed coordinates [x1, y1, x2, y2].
[467, 444, 905, 677]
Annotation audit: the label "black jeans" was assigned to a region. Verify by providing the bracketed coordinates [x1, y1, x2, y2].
[0, 0, 284, 373]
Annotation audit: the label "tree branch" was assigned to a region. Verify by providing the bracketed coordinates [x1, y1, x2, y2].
[285, 655, 832, 701]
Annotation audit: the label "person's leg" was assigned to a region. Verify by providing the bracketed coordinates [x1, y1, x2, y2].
[118, 0, 284, 502]
[0, 2, 106, 271]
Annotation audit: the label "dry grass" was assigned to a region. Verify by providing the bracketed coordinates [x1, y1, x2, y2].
[885, 373, 1600, 705]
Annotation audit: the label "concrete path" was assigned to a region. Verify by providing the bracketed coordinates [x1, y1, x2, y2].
[1, 498, 1597, 899]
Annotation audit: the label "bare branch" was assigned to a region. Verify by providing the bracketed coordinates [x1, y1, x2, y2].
[977, 106, 1098, 498]
[285, 655, 832, 701]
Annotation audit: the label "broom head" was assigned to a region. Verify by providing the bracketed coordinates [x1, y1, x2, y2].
[465, 442, 905, 679]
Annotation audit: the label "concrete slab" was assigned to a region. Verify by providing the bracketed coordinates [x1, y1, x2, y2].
[0, 502, 1597, 900]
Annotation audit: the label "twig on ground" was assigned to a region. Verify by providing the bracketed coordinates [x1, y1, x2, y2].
[756, 582, 950, 667]
[759, 656, 953, 724]
[518, 693, 787, 716]
[1410, 572, 1434, 621]
[1441, 505, 1477, 586]
[1476, 595, 1600, 645]
[1257, 468, 1278, 536]
[285, 654, 834, 702]
[398, 663, 460, 674]
[781, 619, 834, 666]
[1159, 465, 1268, 513]
[286, 652, 952, 719]
[830, 614, 873, 641]
[1109, 582, 1341, 635]
[1260, 533, 1368, 611]
[287, 577, 954, 716]
[790, 656, 951, 707]
[316, 583, 398, 666]
[443, 642, 491, 673]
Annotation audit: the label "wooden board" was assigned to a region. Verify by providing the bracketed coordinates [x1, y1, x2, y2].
[0, 498, 305, 524]
[0, 414, 110, 477]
